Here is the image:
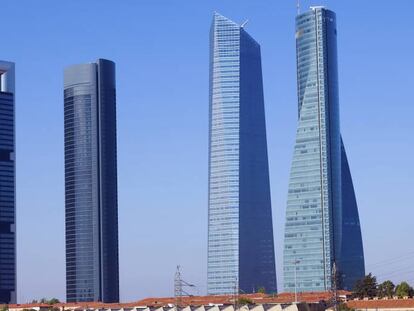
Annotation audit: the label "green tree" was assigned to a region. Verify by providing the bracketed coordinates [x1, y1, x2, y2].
[257, 287, 266, 294]
[338, 303, 354, 311]
[36, 298, 60, 305]
[395, 282, 414, 298]
[238, 297, 253, 305]
[378, 280, 395, 298]
[0, 305, 8, 311]
[48, 298, 60, 305]
[353, 273, 378, 298]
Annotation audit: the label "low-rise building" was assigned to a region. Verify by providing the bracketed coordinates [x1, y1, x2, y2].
[4, 292, 351, 311]
[346, 297, 414, 311]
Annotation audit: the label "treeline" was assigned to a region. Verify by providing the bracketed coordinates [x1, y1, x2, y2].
[353, 273, 414, 298]
[30, 298, 60, 304]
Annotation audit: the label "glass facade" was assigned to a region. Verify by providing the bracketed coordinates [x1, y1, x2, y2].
[283, 7, 364, 292]
[64, 59, 119, 303]
[339, 139, 365, 290]
[208, 13, 276, 295]
[0, 61, 16, 304]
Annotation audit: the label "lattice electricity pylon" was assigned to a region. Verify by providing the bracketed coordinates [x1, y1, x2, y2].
[330, 262, 339, 311]
[174, 265, 195, 308]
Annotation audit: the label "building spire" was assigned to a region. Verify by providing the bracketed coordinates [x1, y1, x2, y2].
[297, 0, 300, 15]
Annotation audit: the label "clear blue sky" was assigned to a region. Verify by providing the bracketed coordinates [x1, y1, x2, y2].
[2, 0, 413, 303]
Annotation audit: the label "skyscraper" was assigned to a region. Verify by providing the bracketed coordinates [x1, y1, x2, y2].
[283, 7, 365, 292]
[64, 59, 119, 302]
[208, 13, 277, 295]
[0, 61, 16, 304]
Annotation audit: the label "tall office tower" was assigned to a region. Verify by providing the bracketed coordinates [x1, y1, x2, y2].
[0, 61, 16, 304]
[208, 13, 277, 295]
[283, 7, 365, 292]
[64, 59, 119, 302]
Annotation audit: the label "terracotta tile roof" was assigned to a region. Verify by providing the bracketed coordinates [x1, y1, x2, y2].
[8, 303, 52, 308]
[255, 291, 350, 304]
[131, 291, 350, 307]
[6, 291, 351, 310]
[347, 298, 414, 309]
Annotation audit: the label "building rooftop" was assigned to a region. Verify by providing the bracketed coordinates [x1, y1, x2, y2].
[346, 298, 414, 309]
[4, 291, 352, 310]
[310, 6, 325, 10]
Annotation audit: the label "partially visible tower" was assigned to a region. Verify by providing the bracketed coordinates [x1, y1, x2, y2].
[208, 13, 277, 295]
[64, 59, 119, 302]
[0, 61, 16, 304]
[283, 7, 365, 292]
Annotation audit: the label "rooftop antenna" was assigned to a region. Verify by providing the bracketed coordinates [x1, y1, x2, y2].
[297, 0, 301, 15]
[241, 19, 249, 28]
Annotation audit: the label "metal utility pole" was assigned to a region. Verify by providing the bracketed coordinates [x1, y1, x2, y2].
[174, 265, 196, 309]
[175, 266, 183, 308]
[293, 259, 300, 304]
[331, 262, 339, 311]
[233, 277, 239, 311]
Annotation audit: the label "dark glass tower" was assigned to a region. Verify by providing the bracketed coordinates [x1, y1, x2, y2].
[283, 7, 364, 292]
[208, 13, 277, 295]
[340, 139, 365, 290]
[0, 61, 16, 304]
[64, 59, 119, 302]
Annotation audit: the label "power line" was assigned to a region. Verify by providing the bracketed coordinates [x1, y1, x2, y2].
[376, 270, 414, 281]
[368, 251, 414, 268]
[376, 265, 414, 277]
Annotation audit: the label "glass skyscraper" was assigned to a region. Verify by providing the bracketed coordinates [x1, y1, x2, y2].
[283, 7, 365, 292]
[208, 13, 277, 295]
[64, 59, 119, 302]
[0, 61, 16, 304]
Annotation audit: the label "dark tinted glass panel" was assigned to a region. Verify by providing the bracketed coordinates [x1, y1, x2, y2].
[0, 92, 15, 303]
